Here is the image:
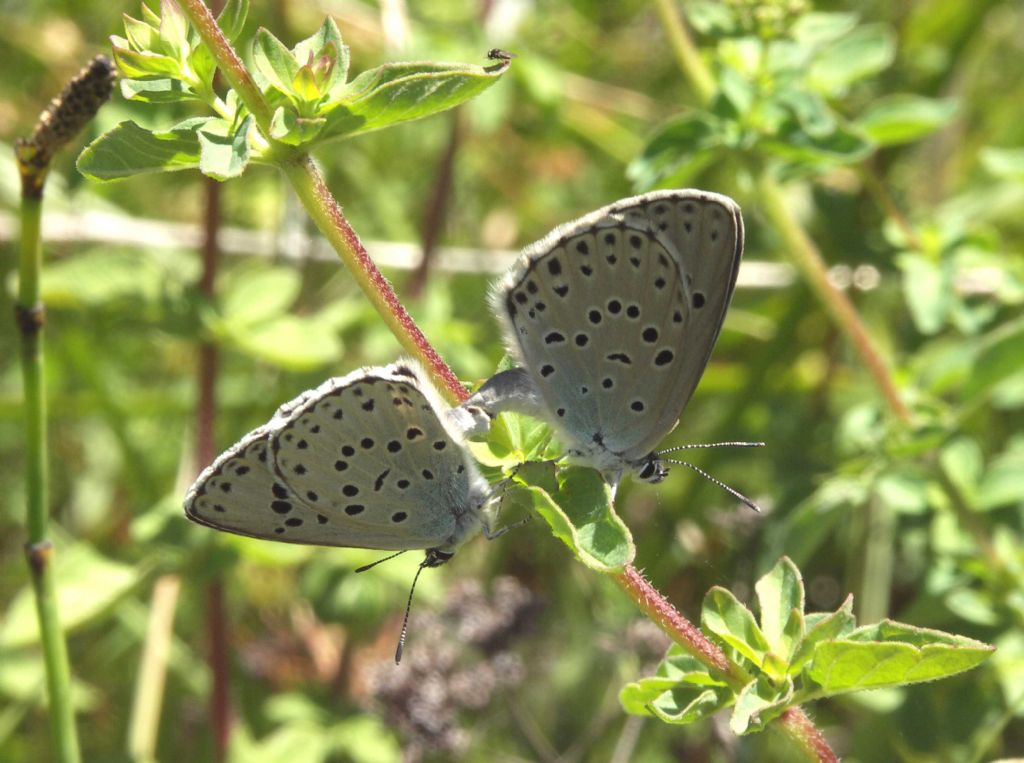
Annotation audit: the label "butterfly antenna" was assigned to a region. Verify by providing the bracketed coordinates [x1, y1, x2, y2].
[658, 441, 765, 454]
[394, 560, 429, 664]
[662, 458, 762, 512]
[354, 550, 407, 574]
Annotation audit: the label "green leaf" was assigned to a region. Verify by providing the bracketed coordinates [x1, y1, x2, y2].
[938, 437, 982, 500]
[269, 107, 327, 145]
[775, 89, 836, 138]
[730, 675, 793, 735]
[111, 44, 182, 78]
[980, 146, 1024, 181]
[790, 12, 858, 45]
[755, 557, 805, 667]
[226, 314, 343, 370]
[808, 620, 994, 695]
[77, 119, 209, 180]
[0, 542, 141, 649]
[159, 0, 189, 57]
[702, 587, 771, 668]
[216, 0, 249, 42]
[321, 59, 510, 140]
[808, 24, 896, 95]
[896, 252, 953, 335]
[521, 467, 633, 572]
[219, 265, 302, 326]
[964, 316, 1024, 398]
[762, 120, 873, 170]
[855, 95, 957, 146]
[620, 680, 731, 725]
[467, 410, 556, 468]
[197, 115, 254, 180]
[790, 595, 855, 673]
[122, 13, 158, 51]
[627, 113, 721, 190]
[120, 76, 195, 103]
[293, 17, 348, 93]
[253, 27, 300, 100]
[978, 441, 1024, 509]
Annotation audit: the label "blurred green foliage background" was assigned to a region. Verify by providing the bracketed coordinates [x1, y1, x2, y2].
[3, 0, 1024, 761]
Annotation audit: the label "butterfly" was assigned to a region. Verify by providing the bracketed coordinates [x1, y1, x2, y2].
[467, 190, 756, 495]
[184, 361, 496, 568]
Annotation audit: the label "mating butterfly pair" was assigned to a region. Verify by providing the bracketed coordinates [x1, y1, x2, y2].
[185, 190, 746, 586]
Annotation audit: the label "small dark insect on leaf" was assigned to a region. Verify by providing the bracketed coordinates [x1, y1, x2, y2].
[487, 49, 517, 61]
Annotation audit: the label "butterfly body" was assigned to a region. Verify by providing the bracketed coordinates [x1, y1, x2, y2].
[473, 189, 744, 484]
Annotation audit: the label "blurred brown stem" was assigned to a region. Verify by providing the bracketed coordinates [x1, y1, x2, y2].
[198, 178, 231, 759]
[408, 111, 463, 298]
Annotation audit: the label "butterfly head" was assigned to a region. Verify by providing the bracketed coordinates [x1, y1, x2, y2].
[634, 453, 669, 484]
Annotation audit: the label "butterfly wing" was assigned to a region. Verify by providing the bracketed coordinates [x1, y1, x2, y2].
[610, 190, 744, 415]
[492, 190, 743, 464]
[493, 213, 690, 463]
[184, 426, 342, 544]
[270, 363, 489, 551]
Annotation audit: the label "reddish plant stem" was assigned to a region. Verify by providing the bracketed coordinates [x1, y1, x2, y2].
[300, 158, 466, 401]
[408, 110, 463, 298]
[777, 708, 839, 763]
[614, 565, 733, 677]
[198, 178, 231, 759]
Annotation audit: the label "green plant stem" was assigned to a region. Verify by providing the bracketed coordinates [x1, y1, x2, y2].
[17, 188, 81, 763]
[127, 575, 181, 763]
[654, 1, 911, 426]
[176, 0, 467, 403]
[757, 176, 911, 422]
[652, 0, 715, 104]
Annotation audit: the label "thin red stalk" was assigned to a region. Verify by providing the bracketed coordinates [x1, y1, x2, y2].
[777, 708, 839, 763]
[408, 111, 463, 298]
[197, 178, 231, 758]
[614, 565, 733, 677]
[300, 158, 466, 401]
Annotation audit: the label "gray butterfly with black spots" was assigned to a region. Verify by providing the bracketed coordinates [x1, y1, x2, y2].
[467, 190, 748, 487]
[185, 361, 495, 567]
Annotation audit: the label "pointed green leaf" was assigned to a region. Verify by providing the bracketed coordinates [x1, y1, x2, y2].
[855, 94, 957, 146]
[620, 680, 731, 725]
[77, 119, 211, 180]
[159, 0, 189, 57]
[521, 467, 633, 572]
[755, 557, 805, 666]
[219, 265, 301, 326]
[791, 12, 858, 44]
[467, 410, 556, 468]
[189, 40, 217, 91]
[120, 77, 195, 103]
[292, 63, 322, 102]
[702, 587, 771, 668]
[293, 17, 348, 92]
[111, 44, 182, 78]
[321, 58, 510, 140]
[0, 541, 141, 649]
[122, 13, 158, 50]
[216, 0, 249, 42]
[197, 115, 253, 180]
[808, 620, 994, 695]
[730, 675, 793, 735]
[227, 314, 342, 370]
[253, 27, 300, 100]
[269, 106, 326, 145]
[808, 24, 895, 95]
[790, 595, 855, 674]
